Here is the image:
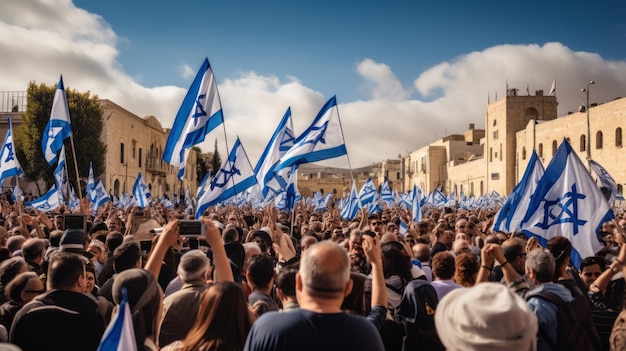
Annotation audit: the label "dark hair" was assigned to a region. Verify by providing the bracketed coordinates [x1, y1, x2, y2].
[47, 253, 87, 290]
[222, 228, 239, 243]
[381, 241, 413, 282]
[106, 231, 124, 253]
[113, 241, 141, 273]
[180, 281, 254, 351]
[454, 253, 479, 287]
[341, 271, 366, 315]
[22, 239, 45, 262]
[247, 254, 275, 288]
[579, 256, 606, 272]
[6, 271, 38, 303]
[275, 266, 298, 298]
[0, 257, 27, 286]
[49, 230, 65, 248]
[547, 236, 572, 282]
[432, 251, 455, 280]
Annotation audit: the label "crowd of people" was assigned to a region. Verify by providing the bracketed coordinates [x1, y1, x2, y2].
[0, 197, 623, 350]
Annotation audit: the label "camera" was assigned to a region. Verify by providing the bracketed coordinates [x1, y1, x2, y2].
[63, 214, 86, 232]
[179, 220, 204, 238]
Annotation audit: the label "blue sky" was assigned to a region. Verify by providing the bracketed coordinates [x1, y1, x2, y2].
[2, 0, 626, 167]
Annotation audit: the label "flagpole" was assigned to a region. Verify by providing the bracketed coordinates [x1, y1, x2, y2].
[68, 136, 82, 199]
[334, 103, 363, 210]
[14, 176, 23, 228]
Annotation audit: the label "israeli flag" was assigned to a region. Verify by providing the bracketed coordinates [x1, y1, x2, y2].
[94, 180, 109, 209]
[274, 170, 299, 213]
[163, 58, 224, 180]
[197, 170, 211, 199]
[255, 108, 296, 200]
[340, 182, 359, 220]
[42, 76, 73, 165]
[411, 184, 422, 223]
[12, 185, 24, 203]
[132, 172, 150, 208]
[97, 288, 137, 351]
[68, 186, 80, 211]
[358, 178, 377, 207]
[274, 96, 347, 173]
[0, 118, 23, 183]
[26, 185, 60, 212]
[521, 139, 614, 269]
[493, 150, 544, 233]
[195, 138, 257, 218]
[314, 193, 333, 212]
[381, 181, 393, 204]
[87, 161, 97, 203]
[399, 219, 408, 235]
[53, 146, 68, 203]
[589, 159, 625, 201]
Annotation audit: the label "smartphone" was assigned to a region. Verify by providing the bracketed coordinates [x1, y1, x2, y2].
[64, 214, 86, 232]
[179, 220, 204, 238]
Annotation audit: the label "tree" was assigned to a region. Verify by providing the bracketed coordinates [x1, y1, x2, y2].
[14, 81, 107, 194]
[193, 146, 209, 184]
[210, 139, 221, 174]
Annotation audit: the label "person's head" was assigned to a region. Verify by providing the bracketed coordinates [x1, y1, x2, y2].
[435, 282, 538, 350]
[380, 241, 413, 282]
[59, 229, 86, 253]
[22, 238, 46, 265]
[502, 237, 527, 275]
[297, 241, 351, 302]
[368, 215, 384, 233]
[87, 239, 106, 263]
[547, 235, 572, 281]
[178, 249, 212, 284]
[113, 241, 142, 273]
[454, 253, 479, 288]
[112, 268, 163, 350]
[246, 253, 275, 290]
[84, 262, 98, 294]
[0, 257, 27, 287]
[105, 231, 124, 255]
[412, 243, 431, 263]
[330, 227, 345, 242]
[54, 215, 64, 231]
[455, 219, 469, 234]
[432, 251, 455, 280]
[275, 266, 298, 303]
[6, 271, 43, 305]
[437, 230, 454, 246]
[47, 252, 88, 292]
[222, 227, 239, 243]
[579, 256, 606, 289]
[181, 281, 253, 351]
[249, 230, 272, 253]
[525, 249, 556, 285]
[300, 235, 318, 253]
[106, 216, 122, 232]
[6, 235, 25, 255]
[48, 229, 64, 248]
[452, 240, 471, 256]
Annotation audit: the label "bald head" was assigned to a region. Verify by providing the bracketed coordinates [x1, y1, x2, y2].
[299, 241, 350, 297]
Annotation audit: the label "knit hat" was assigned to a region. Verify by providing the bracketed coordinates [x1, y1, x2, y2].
[59, 229, 85, 252]
[435, 282, 538, 351]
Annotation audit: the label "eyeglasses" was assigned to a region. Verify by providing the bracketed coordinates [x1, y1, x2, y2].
[583, 272, 602, 278]
[371, 222, 382, 226]
[458, 225, 466, 228]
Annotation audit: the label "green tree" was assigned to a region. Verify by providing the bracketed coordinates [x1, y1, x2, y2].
[193, 146, 209, 184]
[210, 139, 221, 173]
[14, 81, 107, 194]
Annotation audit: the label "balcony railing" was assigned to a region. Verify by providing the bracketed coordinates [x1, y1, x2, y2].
[146, 156, 168, 175]
[0, 92, 27, 113]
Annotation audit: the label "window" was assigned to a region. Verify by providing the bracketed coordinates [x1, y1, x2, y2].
[522, 147, 526, 160]
[538, 143, 543, 157]
[120, 143, 125, 163]
[490, 147, 493, 162]
[396, 172, 400, 180]
[596, 131, 603, 149]
[499, 143, 502, 161]
[138, 148, 142, 168]
[493, 130, 498, 140]
[493, 119, 497, 127]
[617, 128, 623, 147]
[580, 135, 586, 152]
[552, 140, 557, 156]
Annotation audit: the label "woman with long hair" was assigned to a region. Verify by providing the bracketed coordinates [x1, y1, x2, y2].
[161, 281, 255, 351]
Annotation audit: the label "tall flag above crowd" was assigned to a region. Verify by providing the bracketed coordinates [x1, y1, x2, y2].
[163, 58, 224, 180]
[42, 75, 73, 166]
[520, 139, 613, 268]
[0, 118, 23, 183]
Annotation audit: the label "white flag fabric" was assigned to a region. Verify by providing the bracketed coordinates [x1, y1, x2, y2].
[42, 76, 73, 165]
[492, 150, 545, 233]
[549, 79, 556, 96]
[163, 58, 224, 180]
[97, 288, 137, 351]
[274, 96, 347, 173]
[520, 139, 614, 268]
[254, 107, 296, 201]
[53, 146, 68, 204]
[94, 180, 110, 209]
[589, 159, 625, 201]
[196, 170, 211, 199]
[358, 178, 377, 207]
[26, 185, 61, 212]
[0, 118, 23, 183]
[132, 172, 150, 208]
[381, 181, 393, 205]
[411, 184, 422, 223]
[340, 182, 359, 221]
[87, 161, 97, 203]
[195, 137, 257, 218]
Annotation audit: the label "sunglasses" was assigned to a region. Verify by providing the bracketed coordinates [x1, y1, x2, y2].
[371, 222, 382, 226]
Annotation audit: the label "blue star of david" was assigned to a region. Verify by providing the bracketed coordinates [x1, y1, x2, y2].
[192, 94, 207, 126]
[300, 121, 328, 146]
[534, 183, 587, 235]
[3, 143, 14, 162]
[210, 164, 241, 190]
[279, 130, 296, 152]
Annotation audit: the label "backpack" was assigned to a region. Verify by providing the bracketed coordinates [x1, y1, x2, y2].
[526, 291, 601, 351]
[380, 279, 444, 351]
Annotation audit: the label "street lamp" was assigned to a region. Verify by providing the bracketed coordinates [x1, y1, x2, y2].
[581, 80, 595, 163]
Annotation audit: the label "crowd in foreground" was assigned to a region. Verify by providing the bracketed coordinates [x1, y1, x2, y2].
[0, 199, 623, 350]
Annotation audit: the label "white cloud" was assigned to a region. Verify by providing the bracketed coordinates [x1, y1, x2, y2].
[2, 0, 626, 170]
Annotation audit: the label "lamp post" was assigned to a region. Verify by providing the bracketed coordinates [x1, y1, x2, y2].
[581, 81, 595, 164]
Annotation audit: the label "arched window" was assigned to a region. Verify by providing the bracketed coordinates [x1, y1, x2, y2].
[480, 181, 484, 196]
[114, 180, 120, 198]
[522, 147, 526, 160]
[552, 140, 557, 156]
[499, 144, 503, 161]
[470, 182, 474, 196]
[538, 143, 543, 157]
[596, 131, 603, 149]
[525, 107, 539, 119]
[490, 147, 493, 162]
[580, 135, 586, 152]
[619, 184, 623, 194]
[616, 128, 622, 147]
